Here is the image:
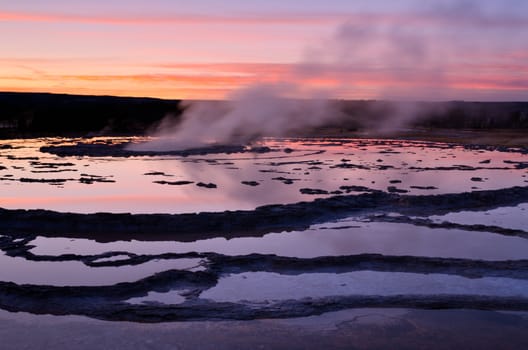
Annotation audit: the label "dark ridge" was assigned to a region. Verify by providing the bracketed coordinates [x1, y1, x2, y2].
[368, 214, 528, 239]
[338, 100, 528, 130]
[1, 185, 527, 241]
[0, 91, 182, 137]
[40, 142, 260, 157]
[1, 281, 528, 322]
[2, 232, 525, 278]
[2, 232, 528, 322]
[2, 92, 528, 139]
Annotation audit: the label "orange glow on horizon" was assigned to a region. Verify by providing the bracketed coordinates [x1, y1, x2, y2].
[1, 57, 526, 100]
[1, 5, 526, 101]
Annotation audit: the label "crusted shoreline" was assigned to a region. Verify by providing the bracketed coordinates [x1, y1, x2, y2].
[2, 136, 528, 323]
[1, 186, 527, 241]
[1, 238, 528, 322]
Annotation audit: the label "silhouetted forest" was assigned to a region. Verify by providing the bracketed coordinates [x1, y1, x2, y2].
[0, 92, 181, 137]
[418, 101, 528, 129]
[337, 100, 528, 131]
[1, 92, 527, 138]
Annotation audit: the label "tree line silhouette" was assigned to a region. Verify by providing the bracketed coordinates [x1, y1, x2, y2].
[1, 92, 527, 138]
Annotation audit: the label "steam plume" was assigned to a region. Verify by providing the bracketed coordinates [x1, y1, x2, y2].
[130, 1, 525, 151]
[130, 85, 341, 151]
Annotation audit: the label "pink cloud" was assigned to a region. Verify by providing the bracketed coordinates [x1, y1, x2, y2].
[0, 10, 345, 25]
[2, 9, 528, 28]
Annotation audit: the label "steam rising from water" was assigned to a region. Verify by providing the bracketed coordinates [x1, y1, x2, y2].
[129, 85, 342, 151]
[130, 18, 429, 151]
[130, 1, 519, 151]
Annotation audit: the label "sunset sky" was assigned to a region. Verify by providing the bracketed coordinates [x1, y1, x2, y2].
[1, 0, 527, 100]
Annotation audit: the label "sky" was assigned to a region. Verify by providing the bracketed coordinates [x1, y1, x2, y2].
[0, 0, 527, 100]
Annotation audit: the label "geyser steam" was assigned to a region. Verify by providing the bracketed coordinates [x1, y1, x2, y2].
[130, 16, 426, 152]
[130, 1, 521, 151]
[129, 84, 341, 151]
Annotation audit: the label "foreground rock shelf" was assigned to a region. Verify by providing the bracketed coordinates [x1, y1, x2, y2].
[2, 225, 528, 322]
[1, 186, 528, 241]
[40, 142, 273, 157]
[1, 250, 528, 322]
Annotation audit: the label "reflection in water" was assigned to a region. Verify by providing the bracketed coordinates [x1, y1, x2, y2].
[0, 252, 202, 286]
[1, 136, 528, 326]
[28, 220, 528, 261]
[1, 137, 527, 213]
[201, 271, 528, 302]
[430, 204, 528, 231]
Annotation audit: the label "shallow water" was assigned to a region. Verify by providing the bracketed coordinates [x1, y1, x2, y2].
[429, 203, 528, 231]
[201, 271, 528, 303]
[28, 220, 528, 260]
[1, 136, 527, 326]
[1, 137, 527, 214]
[0, 252, 202, 286]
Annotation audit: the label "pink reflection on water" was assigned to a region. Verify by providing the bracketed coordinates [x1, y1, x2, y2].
[1, 137, 527, 214]
[29, 221, 528, 261]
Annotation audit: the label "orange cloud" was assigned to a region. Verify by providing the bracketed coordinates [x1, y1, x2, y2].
[2, 9, 527, 28]
[2, 59, 527, 100]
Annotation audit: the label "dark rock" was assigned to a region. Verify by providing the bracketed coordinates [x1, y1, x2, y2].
[330, 190, 344, 195]
[377, 165, 395, 170]
[339, 185, 376, 193]
[241, 181, 260, 187]
[271, 177, 300, 185]
[19, 177, 70, 184]
[503, 160, 528, 169]
[29, 161, 75, 168]
[300, 188, 329, 195]
[387, 186, 408, 193]
[331, 163, 369, 170]
[40, 142, 275, 158]
[259, 169, 291, 174]
[144, 171, 173, 176]
[31, 169, 78, 173]
[79, 177, 116, 184]
[250, 146, 273, 153]
[196, 182, 217, 189]
[154, 180, 194, 186]
[7, 155, 39, 160]
[410, 186, 438, 190]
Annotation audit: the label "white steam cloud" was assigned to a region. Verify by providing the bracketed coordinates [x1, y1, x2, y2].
[130, 18, 430, 151]
[130, 85, 342, 150]
[130, 1, 524, 151]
